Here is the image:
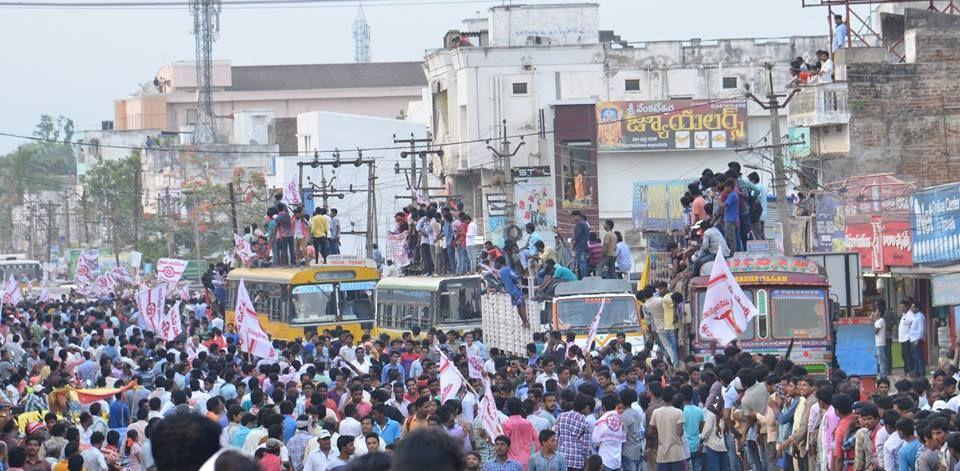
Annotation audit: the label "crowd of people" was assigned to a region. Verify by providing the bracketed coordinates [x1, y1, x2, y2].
[0, 271, 955, 471]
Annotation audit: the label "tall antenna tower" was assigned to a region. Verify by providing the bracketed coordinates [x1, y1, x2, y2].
[353, 5, 370, 63]
[189, 0, 222, 144]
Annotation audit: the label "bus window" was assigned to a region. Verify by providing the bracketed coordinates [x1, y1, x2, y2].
[555, 297, 639, 332]
[438, 280, 482, 324]
[339, 281, 376, 321]
[291, 284, 337, 324]
[697, 290, 755, 341]
[771, 289, 828, 339]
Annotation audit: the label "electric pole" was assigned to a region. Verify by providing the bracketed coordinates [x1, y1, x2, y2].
[487, 120, 525, 229]
[746, 63, 800, 257]
[228, 182, 239, 235]
[134, 161, 142, 250]
[366, 161, 377, 258]
[394, 134, 434, 200]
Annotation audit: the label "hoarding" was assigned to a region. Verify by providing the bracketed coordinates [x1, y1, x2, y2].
[596, 98, 748, 151]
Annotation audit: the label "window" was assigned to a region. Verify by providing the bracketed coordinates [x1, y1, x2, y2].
[771, 289, 828, 339]
[722, 77, 739, 89]
[185, 109, 198, 125]
[337, 281, 376, 322]
[377, 289, 431, 328]
[437, 279, 482, 324]
[559, 142, 594, 208]
[625, 79, 640, 91]
[512, 82, 528, 95]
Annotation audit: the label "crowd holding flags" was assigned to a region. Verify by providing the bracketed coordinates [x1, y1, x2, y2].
[233, 279, 279, 360]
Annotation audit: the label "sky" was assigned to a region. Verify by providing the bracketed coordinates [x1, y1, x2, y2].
[0, 0, 842, 154]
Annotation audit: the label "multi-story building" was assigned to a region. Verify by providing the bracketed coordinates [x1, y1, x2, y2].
[424, 2, 825, 255]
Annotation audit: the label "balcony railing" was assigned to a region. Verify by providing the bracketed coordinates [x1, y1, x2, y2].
[787, 82, 850, 128]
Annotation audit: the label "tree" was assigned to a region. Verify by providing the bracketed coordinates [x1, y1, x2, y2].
[81, 153, 140, 256]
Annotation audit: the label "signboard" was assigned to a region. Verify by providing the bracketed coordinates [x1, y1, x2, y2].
[844, 217, 912, 271]
[631, 180, 688, 231]
[911, 183, 960, 264]
[932, 273, 960, 307]
[512, 166, 551, 178]
[513, 167, 557, 233]
[798, 252, 863, 308]
[726, 256, 822, 275]
[812, 193, 845, 252]
[596, 98, 748, 151]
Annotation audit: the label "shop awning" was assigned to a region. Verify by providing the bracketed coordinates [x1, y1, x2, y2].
[889, 265, 960, 278]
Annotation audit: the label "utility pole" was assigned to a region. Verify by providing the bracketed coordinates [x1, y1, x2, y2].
[746, 63, 800, 257]
[394, 134, 435, 199]
[190, 191, 203, 280]
[486, 120, 526, 229]
[228, 182, 239, 235]
[133, 161, 142, 251]
[63, 192, 70, 249]
[42, 201, 57, 264]
[366, 161, 377, 257]
[81, 193, 89, 247]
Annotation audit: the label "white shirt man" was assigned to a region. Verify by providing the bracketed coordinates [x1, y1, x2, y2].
[910, 309, 925, 343]
[898, 309, 914, 344]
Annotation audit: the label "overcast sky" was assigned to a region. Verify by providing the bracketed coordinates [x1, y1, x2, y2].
[0, 0, 844, 154]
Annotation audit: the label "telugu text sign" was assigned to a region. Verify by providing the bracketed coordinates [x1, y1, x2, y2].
[911, 183, 960, 264]
[597, 98, 748, 151]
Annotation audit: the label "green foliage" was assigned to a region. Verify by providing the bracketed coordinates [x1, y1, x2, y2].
[80, 152, 141, 252]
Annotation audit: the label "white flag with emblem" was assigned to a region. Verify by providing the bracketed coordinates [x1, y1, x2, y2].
[158, 301, 183, 341]
[699, 251, 758, 345]
[466, 346, 484, 380]
[584, 299, 607, 353]
[234, 279, 279, 360]
[2, 275, 22, 307]
[38, 277, 49, 303]
[156, 258, 189, 288]
[134, 284, 168, 332]
[282, 178, 302, 206]
[438, 349, 462, 404]
[479, 377, 503, 443]
[234, 233, 255, 265]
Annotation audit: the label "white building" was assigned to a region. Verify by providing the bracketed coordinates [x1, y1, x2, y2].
[284, 111, 439, 257]
[424, 2, 826, 253]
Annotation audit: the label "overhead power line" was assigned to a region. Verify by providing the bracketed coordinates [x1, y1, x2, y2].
[0, 0, 489, 8]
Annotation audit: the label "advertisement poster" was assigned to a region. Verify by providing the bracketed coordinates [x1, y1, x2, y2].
[513, 167, 557, 231]
[812, 193, 846, 252]
[845, 218, 913, 271]
[631, 180, 689, 232]
[911, 183, 960, 264]
[596, 98, 748, 151]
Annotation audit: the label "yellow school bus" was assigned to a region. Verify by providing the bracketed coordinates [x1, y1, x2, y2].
[226, 258, 379, 341]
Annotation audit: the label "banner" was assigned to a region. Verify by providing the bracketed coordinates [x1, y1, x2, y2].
[438, 350, 462, 404]
[2, 276, 22, 307]
[597, 98, 748, 151]
[911, 183, 960, 264]
[478, 377, 503, 444]
[158, 301, 183, 342]
[156, 258, 189, 287]
[513, 167, 557, 233]
[844, 217, 912, 271]
[94, 274, 114, 296]
[386, 231, 410, 268]
[282, 178, 302, 206]
[128, 251, 142, 270]
[812, 193, 846, 252]
[234, 233, 255, 266]
[234, 280, 279, 360]
[699, 252, 759, 345]
[585, 299, 607, 353]
[465, 347, 484, 380]
[134, 285, 168, 332]
[109, 267, 135, 285]
[632, 180, 689, 231]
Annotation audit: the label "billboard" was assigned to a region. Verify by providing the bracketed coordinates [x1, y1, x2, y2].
[631, 180, 689, 232]
[596, 98, 748, 151]
[812, 193, 845, 252]
[911, 183, 960, 264]
[513, 167, 557, 232]
[845, 217, 912, 271]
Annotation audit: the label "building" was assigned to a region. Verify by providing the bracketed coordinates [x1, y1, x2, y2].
[424, 2, 826, 256]
[114, 60, 428, 144]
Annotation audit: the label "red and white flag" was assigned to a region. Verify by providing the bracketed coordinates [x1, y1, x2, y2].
[38, 277, 49, 303]
[478, 377, 503, 443]
[109, 267, 135, 285]
[156, 258, 189, 288]
[2, 275, 22, 307]
[234, 279, 279, 360]
[134, 285, 168, 332]
[282, 178, 302, 206]
[699, 251, 758, 345]
[179, 285, 191, 302]
[438, 350, 462, 404]
[158, 301, 183, 341]
[466, 345, 484, 380]
[584, 299, 607, 353]
[234, 233, 255, 265]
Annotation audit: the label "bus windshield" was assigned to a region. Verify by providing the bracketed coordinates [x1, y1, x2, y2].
[290, 282, 375, 324]
[556, 296, 639, 332]
[771, 289, 828, 339]
[338, 282, 376, 321]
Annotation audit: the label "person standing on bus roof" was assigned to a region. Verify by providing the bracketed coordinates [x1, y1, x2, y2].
[329, 208, 342, 256]
[571, 211, 590, 280]
[600, 220, 617, 279]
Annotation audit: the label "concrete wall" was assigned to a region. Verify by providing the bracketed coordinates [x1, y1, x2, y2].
[489, 3, 599, 47]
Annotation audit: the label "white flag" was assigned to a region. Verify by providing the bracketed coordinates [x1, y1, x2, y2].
[2, 276, 22, 307]
[438, 350, 462, 404]
[134, 285, 168, 332]
[584, 299, 607, 353]
[109, 267, 135, 285]
[158, 301, 183, 342]
[282, 178, 302, 206]
[699, 251, 758, 345]
[479, 377, 503, 443]
[234, 233, 255, 265]
[234, 280, 279, 360]
[38, 278, 49, 303]
[156, 258, 189, 287]
[466, 346, 484, 380]
[180, 285, 191, 302]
